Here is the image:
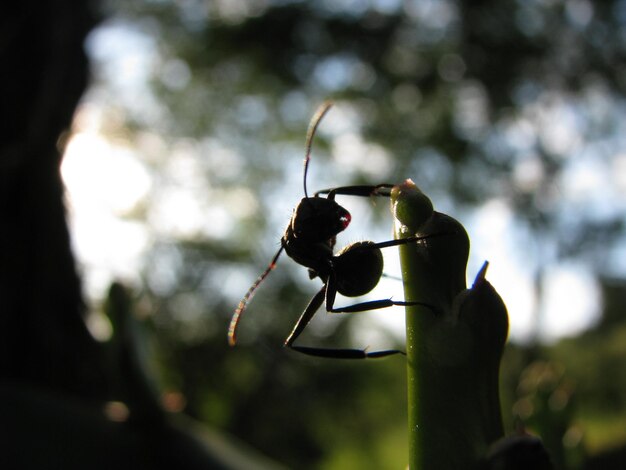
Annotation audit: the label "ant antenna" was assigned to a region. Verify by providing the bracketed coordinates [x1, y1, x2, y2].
[228, 246, 284, 346]
[303, 101, 333, 199]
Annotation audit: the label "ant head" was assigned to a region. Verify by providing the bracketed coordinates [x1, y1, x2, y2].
[333, 241, 383, 297]
[291, 197, 351, 242]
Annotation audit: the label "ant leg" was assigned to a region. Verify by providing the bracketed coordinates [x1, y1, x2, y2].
[314, 184, 394, 199]
[368, 232, 454, 251]
[290, 345, 403, 359]
[326, 284, 438, 315]
[284, 284, 402, 359]
[329, 299, 436, 314]
[324, 273, 427, 313]
[284, 286, 326, 350]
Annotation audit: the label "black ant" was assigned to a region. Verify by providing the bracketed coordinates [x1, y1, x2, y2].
[228, 102, 436, 359]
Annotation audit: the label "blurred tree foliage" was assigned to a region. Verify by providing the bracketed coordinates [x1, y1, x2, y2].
[76, 0, 626, 468]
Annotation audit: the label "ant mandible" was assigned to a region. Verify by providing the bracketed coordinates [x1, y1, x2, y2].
[228, 102, 435, 359]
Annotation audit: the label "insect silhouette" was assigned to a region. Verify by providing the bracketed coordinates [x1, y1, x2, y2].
[228, 102, 436, 358]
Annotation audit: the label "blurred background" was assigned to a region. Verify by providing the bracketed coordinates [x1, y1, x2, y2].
[58, 0, 626, 468]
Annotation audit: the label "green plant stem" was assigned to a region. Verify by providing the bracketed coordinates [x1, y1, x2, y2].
[391, 180, 508, 469]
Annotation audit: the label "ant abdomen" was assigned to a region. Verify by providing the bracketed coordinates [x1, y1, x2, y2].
[333, 241, 383, 297]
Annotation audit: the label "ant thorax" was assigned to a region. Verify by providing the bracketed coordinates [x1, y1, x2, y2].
[282, 224, 334, 277]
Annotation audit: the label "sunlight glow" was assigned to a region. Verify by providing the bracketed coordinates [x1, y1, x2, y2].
[541, 265, 601, 340]
[62, 132, 151, 214]
[61, 131, 151, 297]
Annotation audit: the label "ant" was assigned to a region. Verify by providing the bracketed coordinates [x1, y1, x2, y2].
[228, 102, 436, 359]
